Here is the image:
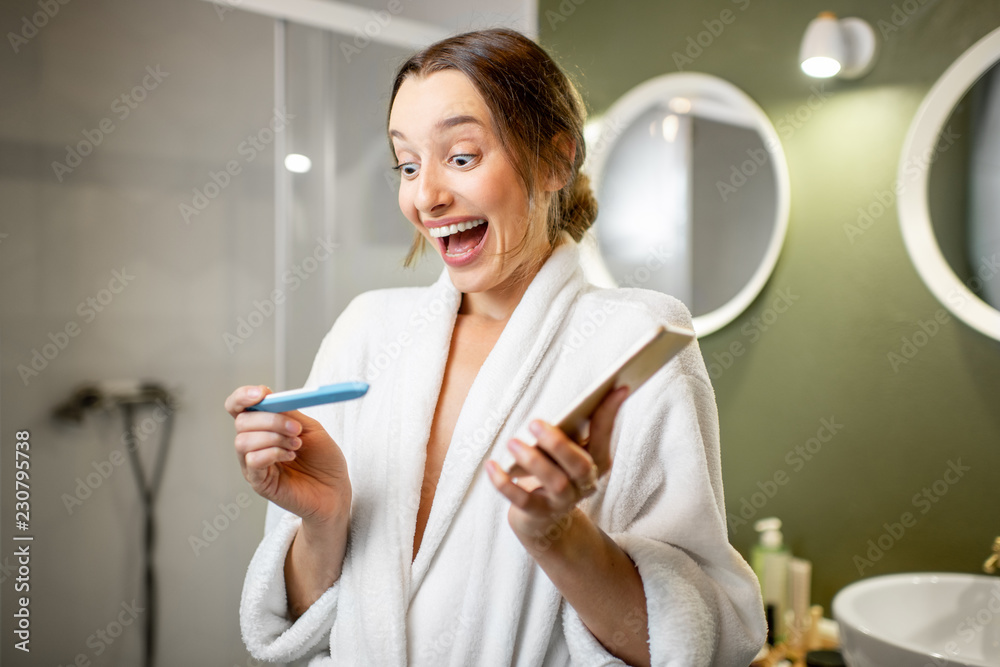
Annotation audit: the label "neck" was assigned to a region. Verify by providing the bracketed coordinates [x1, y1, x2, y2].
[458, 246, 557, 321]
[458, 275, 533, 321]
[457, 229, 565, 321]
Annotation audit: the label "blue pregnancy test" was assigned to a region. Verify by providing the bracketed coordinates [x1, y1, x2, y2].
[246, 382, 369, 412]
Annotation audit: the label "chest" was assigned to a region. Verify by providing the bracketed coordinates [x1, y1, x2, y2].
[413, 315, 506, 558]
[431, 316, 504, 444]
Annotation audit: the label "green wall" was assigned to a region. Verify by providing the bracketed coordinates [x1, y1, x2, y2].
[539, 0, 1000, 612]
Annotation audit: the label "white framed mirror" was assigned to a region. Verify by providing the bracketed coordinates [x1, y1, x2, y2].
[898, 26, 1000, 341]
[580, 73, 791, 337]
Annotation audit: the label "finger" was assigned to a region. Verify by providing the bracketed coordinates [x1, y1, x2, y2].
[235, 431, 302, 462]
[234, 410, 303, 438]
[232, 411, 300, 479]
[485, 460, 542, 512]
[585, 386, 629, 473]
[225, 385, 271, 417]
[497, 459, 544, 492]
[245, 444, 297, 468]
[506, 437, 576, 504]
[280, 408, 324, 433]
[505, 461, 531, 479]
[243, 446, 296, 485]
[528, 420, 598, 488]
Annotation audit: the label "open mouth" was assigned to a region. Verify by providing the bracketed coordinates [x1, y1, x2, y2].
[430, 219, 489, 256]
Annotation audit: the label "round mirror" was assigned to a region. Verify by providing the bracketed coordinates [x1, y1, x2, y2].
[580, 73, 790, 337]
[899, 26, 1000, 340]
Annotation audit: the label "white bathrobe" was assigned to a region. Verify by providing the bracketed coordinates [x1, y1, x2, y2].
[239, 237, 766, 666]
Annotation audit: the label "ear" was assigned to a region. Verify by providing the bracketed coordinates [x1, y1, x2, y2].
[544, 133, 577, 192]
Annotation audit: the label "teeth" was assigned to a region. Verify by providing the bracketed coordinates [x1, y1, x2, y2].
[429, 219, 485, 238]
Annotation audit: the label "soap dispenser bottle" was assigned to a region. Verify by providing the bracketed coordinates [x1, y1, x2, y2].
[752, 517, 790, 645]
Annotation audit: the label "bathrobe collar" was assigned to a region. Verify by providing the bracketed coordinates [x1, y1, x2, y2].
[401, 233, 586, 592]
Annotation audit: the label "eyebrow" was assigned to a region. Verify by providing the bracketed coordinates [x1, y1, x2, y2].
[438, 114, 483, 130]
[389, 115, 484, 140]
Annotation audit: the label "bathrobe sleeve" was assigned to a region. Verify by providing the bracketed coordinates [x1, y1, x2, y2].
[239, 508, 340, 663]
[239, 294, 372, 663]
[559, 294, 766, 666]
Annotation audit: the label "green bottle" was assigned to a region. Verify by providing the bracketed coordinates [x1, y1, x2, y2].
[752, 517, 790, 645]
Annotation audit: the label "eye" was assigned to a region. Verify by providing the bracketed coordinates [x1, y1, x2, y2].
[394, 162, 419, 178]
[449, 154, 477, 168]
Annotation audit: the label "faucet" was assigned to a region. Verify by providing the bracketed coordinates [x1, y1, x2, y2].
[984, 537, 1000, 574]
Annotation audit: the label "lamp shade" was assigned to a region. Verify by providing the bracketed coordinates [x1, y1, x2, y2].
[800, 13, 844, 78]
[800, 13, 877, 79]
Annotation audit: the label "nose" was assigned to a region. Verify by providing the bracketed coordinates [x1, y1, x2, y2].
[414, 163, 452, 216]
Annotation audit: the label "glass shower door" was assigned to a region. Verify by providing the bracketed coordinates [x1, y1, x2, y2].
[278, 21, 443, 389]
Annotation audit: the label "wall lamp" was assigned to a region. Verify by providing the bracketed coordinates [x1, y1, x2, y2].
[800, 12, 877, 79]
[284, 153, 312, 173]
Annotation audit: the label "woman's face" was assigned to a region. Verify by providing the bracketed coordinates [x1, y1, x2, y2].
[388, 70, 548, 300]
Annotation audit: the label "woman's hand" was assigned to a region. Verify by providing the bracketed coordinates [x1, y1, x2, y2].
[487, 386, 651, 666]
[486, 386, 629, 548]
[225, 385, 352, 527]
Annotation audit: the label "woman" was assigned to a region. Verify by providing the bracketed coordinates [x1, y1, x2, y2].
[226, 28, 765, 666]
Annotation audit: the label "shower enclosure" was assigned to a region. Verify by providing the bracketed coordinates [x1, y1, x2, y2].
[0, 0, 533, 664]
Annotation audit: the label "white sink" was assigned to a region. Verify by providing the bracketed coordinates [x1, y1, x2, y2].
[833, 573, 1000, 667]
